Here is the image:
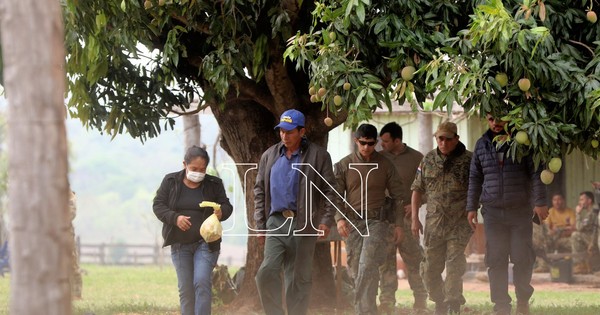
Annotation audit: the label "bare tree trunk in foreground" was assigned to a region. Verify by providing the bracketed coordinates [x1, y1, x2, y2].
[0, 0, 71, 314]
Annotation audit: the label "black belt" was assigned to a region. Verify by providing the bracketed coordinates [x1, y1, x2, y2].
[350, 207, 383, 221]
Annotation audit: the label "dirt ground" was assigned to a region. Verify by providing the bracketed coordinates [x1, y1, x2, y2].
[398, 270, 600, 293]
[216, 270, 600, 314]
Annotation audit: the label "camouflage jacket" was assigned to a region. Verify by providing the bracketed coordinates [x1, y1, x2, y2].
[576, 206, 598, 234]
[411, 142, 472, 221]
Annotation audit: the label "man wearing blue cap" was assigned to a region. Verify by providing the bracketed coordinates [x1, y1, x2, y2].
[254, 109, 338, 315]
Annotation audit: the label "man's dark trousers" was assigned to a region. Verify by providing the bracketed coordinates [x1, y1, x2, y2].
[482, 208, 535, 314]
[256, 213, 318, 315]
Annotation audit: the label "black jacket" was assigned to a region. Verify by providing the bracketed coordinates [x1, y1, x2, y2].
[153, 169, 233, 247]
[466, 130, 546, 212]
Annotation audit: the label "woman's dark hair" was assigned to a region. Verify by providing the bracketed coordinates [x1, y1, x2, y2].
[184, 145, 210, 165]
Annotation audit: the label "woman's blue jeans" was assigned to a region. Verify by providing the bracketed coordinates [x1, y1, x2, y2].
[171, 241, 219, 315]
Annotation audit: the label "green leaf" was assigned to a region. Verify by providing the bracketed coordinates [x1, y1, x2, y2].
[356, 2, 365, 24]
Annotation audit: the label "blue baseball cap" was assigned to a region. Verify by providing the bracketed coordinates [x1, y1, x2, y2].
[274, 109, 305, 130]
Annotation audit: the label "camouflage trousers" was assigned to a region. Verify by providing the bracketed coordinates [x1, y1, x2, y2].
[346, 219, 389, 315]
[532, 223, 548, 268]
[571, 231, 594, 264]
[550, 237, 572, 253]
[378, 216, 427, 308]
[532, 224, 572, 268]
[421, 214, 472, 307]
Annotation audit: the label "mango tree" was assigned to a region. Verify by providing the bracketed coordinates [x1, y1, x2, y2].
[62, 0, 347, 307]
[288, 0, 600, 180]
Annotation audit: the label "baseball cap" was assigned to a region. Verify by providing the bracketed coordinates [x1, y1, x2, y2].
[274, 109, 305, 130]
[434, 121, 458, 138]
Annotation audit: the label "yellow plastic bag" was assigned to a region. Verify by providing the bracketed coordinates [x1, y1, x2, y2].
[200, 213, 222, 242]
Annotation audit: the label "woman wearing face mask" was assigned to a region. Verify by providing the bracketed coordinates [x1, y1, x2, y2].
[153, 145, 233, 315]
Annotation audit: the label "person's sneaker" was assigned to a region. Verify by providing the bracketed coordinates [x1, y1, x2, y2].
[516, 301, 530, 315]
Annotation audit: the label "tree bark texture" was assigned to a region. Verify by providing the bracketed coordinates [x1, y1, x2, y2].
[0, 0, 71, 314]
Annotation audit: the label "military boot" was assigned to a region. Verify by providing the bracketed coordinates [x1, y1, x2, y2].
[378, 303, 394, 315]
[434, 302, 447, 315]
[447, 303, 460, 315]
[516, 301, 530, 315]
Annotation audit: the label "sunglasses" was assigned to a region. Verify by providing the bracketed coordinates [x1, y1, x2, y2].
[358, 140, 377, 146]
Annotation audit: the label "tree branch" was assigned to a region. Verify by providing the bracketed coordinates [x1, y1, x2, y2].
[170, 14, 212, 35]
[264, 38, 299, 114]
[281, 0, 301, 25]
[229, 76, 276, 111]
[568, 39, 595, 57]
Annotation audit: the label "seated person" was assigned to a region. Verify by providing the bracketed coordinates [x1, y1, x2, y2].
[532, 193, 575, 272]
[570, 191, 599, 274]
[545, 193, 576, 253]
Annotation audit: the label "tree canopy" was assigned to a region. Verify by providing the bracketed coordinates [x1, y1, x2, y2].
[61, 0, 600, 168]
[286, 0, 600, 166]
[63, 0, 343, 142]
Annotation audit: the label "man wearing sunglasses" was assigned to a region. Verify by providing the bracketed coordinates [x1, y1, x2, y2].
[334, 123, 408, 315]
[410, 122, 473, 315]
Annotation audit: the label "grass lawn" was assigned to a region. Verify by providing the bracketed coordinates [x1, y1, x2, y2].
[0, 264, 599, 314]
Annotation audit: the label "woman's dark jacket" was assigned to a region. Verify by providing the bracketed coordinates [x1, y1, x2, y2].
[153, 169, 233, 248]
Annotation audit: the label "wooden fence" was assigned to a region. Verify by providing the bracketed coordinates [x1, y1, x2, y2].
[78, 239, 171, 265]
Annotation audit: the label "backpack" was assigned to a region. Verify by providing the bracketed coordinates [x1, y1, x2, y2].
[212, 264, 237, 304]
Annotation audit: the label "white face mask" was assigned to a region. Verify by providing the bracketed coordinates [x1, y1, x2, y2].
[186, 170, 205, 183]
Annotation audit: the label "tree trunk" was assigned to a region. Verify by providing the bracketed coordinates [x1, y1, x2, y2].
[0, 0, 71, 314]
[211, 100, 336, 310]
[418, 111, 433, 154]
[182, 113, 201, 150]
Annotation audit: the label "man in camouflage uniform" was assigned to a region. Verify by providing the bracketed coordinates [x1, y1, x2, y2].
[531, 221, 548, 272]
[593, 182, 600, 256]
[378, 122, 427, 313]
[69, 191, 83, 299]
[335, 124, 408, 315]
[570, 191, 598, 274]
[410, 122, 473, 315]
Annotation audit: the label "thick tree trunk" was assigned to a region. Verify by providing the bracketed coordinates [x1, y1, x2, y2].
[0, 0, 71, 314]
[211, 100, 337, 310]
